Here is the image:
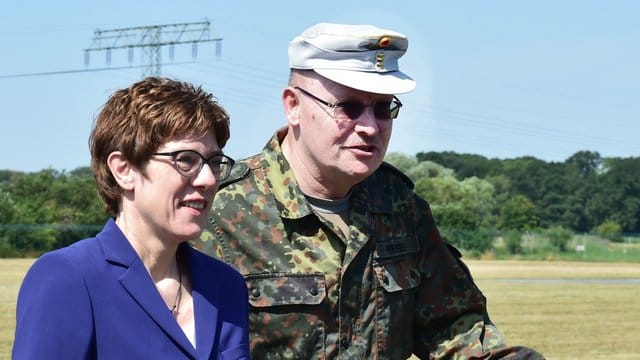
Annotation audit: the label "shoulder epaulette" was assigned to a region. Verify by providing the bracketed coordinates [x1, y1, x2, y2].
[380, 161, 414, 190]
[219, 162, 250, 189]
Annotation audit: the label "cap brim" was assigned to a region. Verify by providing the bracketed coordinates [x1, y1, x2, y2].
[314, 69, 416, 95]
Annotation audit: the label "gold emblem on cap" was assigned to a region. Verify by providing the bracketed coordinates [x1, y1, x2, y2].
[378, 36, 393, 48]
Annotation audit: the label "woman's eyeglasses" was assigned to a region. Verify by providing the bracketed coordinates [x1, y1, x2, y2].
[151, 150, 235, 180]
[294, 86, 402, 122]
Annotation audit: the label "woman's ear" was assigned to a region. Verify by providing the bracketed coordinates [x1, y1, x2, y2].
[283, 86, 301, 125]
[107, 151, 136, 191]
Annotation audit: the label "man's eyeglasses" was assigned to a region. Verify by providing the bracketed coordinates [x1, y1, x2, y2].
[294, 86, 402, 122]
[151, 150, 235, 180]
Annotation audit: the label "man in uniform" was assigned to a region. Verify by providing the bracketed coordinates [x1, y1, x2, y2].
[195, 22, 544, 359]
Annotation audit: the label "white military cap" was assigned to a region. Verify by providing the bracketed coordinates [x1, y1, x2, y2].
[288, 23, 416, 94]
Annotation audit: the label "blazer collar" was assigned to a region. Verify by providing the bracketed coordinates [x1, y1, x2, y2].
[96, 219, 204, 358]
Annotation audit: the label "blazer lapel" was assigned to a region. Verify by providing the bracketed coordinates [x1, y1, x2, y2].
[189, 248, 219, 358]
[98, 220, 198, 358]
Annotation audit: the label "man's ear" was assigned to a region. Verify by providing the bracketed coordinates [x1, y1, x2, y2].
[107, 151, 136, 191]
[283, 86, 301, 125]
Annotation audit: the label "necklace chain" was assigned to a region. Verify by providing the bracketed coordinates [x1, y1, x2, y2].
[169, 260, 182, 316]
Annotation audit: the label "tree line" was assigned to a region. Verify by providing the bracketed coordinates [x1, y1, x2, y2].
[1, 150, 638, 257]
[386, 150, 638, 254]
[0, 167, 106, 256]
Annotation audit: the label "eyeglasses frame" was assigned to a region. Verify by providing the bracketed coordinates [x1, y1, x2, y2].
[151, 150, 235, 181]
[293, 86, 402, 121]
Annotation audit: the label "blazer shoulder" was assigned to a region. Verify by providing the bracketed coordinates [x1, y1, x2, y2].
[31, 238, 99, 275]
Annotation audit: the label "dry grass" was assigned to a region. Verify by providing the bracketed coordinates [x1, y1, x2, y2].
[467, 260, 640, 360]
[468, 259, 640, 279]
[1, 258, 33, 359]
[3, 259, 639, 359]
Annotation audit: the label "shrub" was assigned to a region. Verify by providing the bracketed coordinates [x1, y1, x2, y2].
[442, 228, 495, 254]
[594, 220, 623, 243]
[504, 230, 522, 254]
[545, 226, 573, 252]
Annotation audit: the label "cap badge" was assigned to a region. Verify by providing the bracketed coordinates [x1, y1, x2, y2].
[378, 36, 393, 48]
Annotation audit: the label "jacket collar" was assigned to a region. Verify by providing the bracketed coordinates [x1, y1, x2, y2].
[97, 219, 216, 358]
[258, 128, 392, 219]
[257, 128, 316, 220]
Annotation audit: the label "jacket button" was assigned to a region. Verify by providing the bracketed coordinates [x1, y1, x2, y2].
[251, 288, 261, 298]
[340, 338, 349, 349]
[309, 286, 318, 296]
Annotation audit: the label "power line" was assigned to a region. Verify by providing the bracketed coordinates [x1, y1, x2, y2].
[84, 20, 222, 77]
[0, 37, 635, 161]
[0, 60, 201, 79]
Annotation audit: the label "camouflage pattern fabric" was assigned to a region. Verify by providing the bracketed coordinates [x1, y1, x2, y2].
[193, 128, 545, 359]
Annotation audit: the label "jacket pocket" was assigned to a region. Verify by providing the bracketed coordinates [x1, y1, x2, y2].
[243, 272, 327, 358]
[245, 272, 326, 307]
[373, 235, 420, 293]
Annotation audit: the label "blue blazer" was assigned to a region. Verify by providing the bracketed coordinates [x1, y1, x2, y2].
[13, 219, 249, 359]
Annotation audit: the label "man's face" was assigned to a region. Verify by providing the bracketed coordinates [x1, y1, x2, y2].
[292, 77, 395, 189]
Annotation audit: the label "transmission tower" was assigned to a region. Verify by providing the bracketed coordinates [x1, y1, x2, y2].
[84, 20, 222, 77]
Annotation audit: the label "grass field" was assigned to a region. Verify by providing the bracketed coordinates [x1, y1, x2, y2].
[1, 259, 31, 360]
[2, 259, 639, 359]
[467, 260, 640, 360]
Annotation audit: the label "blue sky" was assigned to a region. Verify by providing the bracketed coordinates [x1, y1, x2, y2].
[1, 1, 638, 172]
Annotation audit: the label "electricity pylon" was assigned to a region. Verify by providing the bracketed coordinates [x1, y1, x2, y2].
[84, 20, 222, 77]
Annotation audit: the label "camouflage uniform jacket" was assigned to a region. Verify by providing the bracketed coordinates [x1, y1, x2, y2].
[194, 129, 544, 360]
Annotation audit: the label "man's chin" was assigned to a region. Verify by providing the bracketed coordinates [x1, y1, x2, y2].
[344, 161, 381, 180]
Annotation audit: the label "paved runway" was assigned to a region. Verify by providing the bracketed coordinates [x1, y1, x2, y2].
[489, 278, 640, 284]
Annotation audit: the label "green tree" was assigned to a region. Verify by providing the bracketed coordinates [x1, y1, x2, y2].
[384, 152, 418, 175]
[386, 153, 497, 253]
[0, 189, 19, 256]
[1, 168, 107, 255]
[7, 170, 60, 251]
[413, 163, 496, 252]
[416, 151, 501, 179]
[498, 195, 537, 230]
[50, 170, 107, 248]
[585, 157, 640, 233]
[552, 151, 601, 232]
[565, 150, 602, 178]
[414, 167, 496, 230]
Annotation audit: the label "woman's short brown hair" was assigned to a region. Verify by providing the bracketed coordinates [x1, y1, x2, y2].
[89, 77, 230, 215]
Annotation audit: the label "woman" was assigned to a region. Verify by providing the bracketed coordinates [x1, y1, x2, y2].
[13, 77, 249, 359]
